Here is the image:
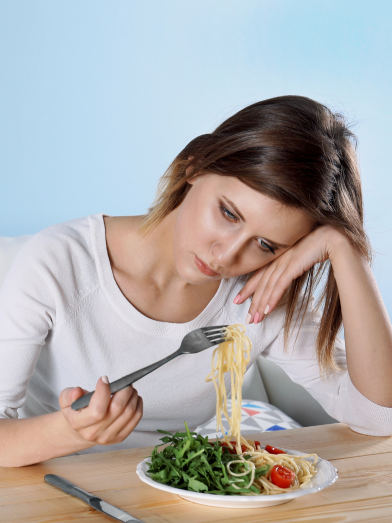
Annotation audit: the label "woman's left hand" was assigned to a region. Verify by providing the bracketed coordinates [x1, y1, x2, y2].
[235, 225, 344, 323]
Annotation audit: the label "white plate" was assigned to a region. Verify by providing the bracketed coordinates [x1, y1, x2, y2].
[136, 448, 338, 508]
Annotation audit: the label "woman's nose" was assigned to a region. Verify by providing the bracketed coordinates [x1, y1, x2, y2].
[211, 239, 242, 268]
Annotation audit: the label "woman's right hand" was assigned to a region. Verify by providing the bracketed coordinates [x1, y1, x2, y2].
[58, 377, 143, 447]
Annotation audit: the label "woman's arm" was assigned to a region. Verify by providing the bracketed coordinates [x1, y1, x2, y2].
[0, 411, 93, 468]
[236, 226, 392, 407]
[328, 232, 392, 406]
[0, 378, 143, 467]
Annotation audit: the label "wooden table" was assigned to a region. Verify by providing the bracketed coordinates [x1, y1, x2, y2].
[1, 423, 392, 523]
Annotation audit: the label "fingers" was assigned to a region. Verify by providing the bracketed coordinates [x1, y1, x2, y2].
[60, 375, 143, 446]
[233, 264, 271, 305]
[236, 228, 334, 323]
[235, 255, 294, 325]
[76, 385, 142, 445]
[59, 386, 88, 409]
[247, 262, 288, 323]
[106, 384, 137, 425]
[98, 392, 143, 445]
[61, 376, 115, 432]
[82, 376, 113, 426]
[114, 396, 143, 442]
[73, 378, 135, 430]
[59, 387, 75, 409]
[71, 387, 90, 402]
[231, 261, 281, 324]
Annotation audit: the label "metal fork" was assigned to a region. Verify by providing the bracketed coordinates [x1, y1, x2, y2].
[71, 325, 228, 411]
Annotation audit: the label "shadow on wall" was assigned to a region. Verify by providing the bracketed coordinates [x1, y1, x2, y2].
[242, 357, 337, 427]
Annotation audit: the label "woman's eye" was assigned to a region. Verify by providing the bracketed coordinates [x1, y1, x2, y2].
[258, 239, 274, 254]
[220, 205, 238, 222]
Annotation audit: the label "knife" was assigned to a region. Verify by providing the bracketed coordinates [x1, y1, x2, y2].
[44, 474, 145, 522]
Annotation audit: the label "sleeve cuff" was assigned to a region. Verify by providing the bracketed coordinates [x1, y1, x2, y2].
[347, 374, 392, 425]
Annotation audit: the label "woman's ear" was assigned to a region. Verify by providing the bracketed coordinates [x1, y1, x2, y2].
[186, 156, 195, 178]
[186, 156, 201, 183]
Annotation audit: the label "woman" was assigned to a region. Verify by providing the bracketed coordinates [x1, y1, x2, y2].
[1, 95, 391, 468]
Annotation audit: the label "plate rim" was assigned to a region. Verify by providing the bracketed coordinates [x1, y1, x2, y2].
[136, 447, 338, 503]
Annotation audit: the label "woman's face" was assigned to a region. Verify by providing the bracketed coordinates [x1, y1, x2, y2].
[173, 174, 314, 284]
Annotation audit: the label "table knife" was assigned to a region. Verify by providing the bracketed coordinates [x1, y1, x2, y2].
[44, 474, 145, 522]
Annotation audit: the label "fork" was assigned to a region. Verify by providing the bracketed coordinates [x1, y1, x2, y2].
[71, 325, 228, 411]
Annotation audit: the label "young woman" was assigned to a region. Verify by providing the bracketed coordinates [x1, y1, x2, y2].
[1, 95, 391, 467]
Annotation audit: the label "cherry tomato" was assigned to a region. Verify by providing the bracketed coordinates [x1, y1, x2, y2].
[219, 442, 236, 454]
[265, 444, 286, 455]
[270, 465, 296, 488]
[254, 440, 260, 449]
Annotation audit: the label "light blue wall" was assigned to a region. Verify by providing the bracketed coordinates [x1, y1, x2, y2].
[1, 0, 391, 313]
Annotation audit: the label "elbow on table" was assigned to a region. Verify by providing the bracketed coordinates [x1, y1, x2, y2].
[341, 378, 392, 437]
[347, 421, 392, 438]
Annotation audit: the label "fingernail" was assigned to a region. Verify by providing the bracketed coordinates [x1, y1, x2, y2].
[233, 294, 241, 304]
[245, 313, 252, 325]
[254, 311, 260, 324]
[101, 375, 109, 384]
[264, 304, 270, 315]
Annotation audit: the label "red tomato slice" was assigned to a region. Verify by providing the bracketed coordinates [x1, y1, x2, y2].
[270, 465, 296, 488]
[219, 442, 236, 454]
[254, 440, 260, 448]
[265, 444, 286, 455]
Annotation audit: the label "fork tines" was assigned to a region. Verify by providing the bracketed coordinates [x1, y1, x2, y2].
[203, 325, 229, 346]
[208, 337, 226, 345]
[201, 325, 228, 334]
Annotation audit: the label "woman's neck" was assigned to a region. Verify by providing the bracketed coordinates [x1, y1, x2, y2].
[105, 211, 184, 288]
[104, 213, 220, 323]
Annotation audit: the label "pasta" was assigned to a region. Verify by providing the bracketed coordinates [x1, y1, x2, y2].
[206, 323, 318, 495]
[231, 443, 318, 495]
[205, 324, 252, 455]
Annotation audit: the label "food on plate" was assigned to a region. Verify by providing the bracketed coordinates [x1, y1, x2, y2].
[265, 445, 286, 455]
[238, 441, 318, 494]
[147, 422, 318, 495]
[147, 324, 318, 495]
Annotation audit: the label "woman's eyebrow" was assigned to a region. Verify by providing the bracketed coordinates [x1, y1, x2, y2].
[222, 195, 289, 250]
[222, 196, 246, 221]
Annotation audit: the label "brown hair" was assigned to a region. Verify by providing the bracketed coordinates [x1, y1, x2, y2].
[141, 95, 372, 374]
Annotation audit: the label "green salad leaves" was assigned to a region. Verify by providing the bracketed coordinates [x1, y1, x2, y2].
[147, 422, 269, 495]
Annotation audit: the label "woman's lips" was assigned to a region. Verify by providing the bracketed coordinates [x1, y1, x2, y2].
[194, 255, 220, 277]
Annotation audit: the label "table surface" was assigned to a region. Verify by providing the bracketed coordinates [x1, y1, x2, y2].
[1, 423, 392, 523]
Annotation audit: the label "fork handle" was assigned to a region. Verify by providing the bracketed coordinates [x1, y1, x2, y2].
[71, 348, 182, 411]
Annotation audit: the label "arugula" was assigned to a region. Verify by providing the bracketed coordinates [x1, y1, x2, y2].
[146, 422, 269, 495]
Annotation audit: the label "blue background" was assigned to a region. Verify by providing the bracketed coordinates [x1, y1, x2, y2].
[1, 1, 391, 313]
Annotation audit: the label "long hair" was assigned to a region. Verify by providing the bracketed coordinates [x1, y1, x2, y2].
[140, 95, 372, 374]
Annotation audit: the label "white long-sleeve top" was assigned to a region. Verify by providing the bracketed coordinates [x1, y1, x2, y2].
[1, 214, 391, 455]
